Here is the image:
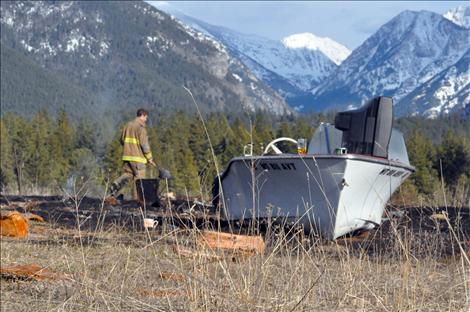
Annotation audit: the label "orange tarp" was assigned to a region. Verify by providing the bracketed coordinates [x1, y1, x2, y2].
[0, 211, 29, 238]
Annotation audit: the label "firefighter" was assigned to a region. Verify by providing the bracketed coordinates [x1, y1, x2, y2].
[107, 108, 156, 200]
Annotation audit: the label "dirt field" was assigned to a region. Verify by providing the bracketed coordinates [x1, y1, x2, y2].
[1, 195, 469, 311]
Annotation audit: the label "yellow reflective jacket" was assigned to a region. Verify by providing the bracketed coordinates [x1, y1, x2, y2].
[120, 118, 153, 164]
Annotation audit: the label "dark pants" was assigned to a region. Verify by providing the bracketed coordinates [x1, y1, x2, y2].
[111, 162, 146, 200]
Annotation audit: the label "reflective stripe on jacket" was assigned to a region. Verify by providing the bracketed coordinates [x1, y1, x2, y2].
[121, 118, 153, 164]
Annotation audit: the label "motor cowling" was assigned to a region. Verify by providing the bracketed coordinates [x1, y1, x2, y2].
[334, 97, 393, 158]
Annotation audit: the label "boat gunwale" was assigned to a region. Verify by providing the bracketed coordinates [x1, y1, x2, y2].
[227, 154, 416, 173]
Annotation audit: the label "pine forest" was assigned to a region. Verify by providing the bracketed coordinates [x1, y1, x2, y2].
[1, 110, 469, 206]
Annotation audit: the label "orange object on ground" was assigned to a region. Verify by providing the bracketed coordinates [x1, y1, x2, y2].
[104, 196, 119, 206]
[0, 211, 29, 238]
[0, 263, 68, 281]
[198, 231, 266, 254]
[25, 213, 45, 222]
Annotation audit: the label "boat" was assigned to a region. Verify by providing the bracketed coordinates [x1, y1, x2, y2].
[212, 96, 415, 239]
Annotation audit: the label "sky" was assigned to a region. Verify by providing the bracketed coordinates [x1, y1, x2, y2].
[148, 1, 468, 49]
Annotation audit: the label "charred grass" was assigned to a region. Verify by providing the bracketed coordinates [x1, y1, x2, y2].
[1, 201, 469, 311]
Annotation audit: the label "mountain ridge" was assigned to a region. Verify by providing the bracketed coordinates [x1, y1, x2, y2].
[157, 4, 469, 117]
[0, 1, 292, 122]
[162, 10, 350, 110]
[311, 9, 470, 116]
[2, 2, 469, 119]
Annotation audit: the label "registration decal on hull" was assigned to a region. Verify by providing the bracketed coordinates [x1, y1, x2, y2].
[379, 168, 405, 177]
[255, 162, 297, 171]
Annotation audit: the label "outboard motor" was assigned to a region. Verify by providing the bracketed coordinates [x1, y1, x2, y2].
[334, 97, 393, 158]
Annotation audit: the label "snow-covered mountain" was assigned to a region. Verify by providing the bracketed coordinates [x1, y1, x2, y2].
[281, 33, 351, 66]
[193, 21, 345, 92]
[444, 6, 470, 28]
[312, 10, 470, 116]
[154, 3, 469, 117]
[155, 7, 350, 110]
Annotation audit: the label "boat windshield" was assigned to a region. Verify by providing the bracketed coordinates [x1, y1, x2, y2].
[308, 123, 343, 154]
[308, 124, 410, 165]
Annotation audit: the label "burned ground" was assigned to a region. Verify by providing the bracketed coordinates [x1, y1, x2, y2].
[1, 195, 469, 311]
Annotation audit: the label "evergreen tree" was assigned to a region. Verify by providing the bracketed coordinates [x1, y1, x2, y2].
[158, 111, 200, 193]
[3, 114, 33, 194]
[103, 124, 124, 181]
[188, 114, 211, 172]
[0, 117, 14, 191]
[253, 113, 275, 155]
[76, 118, 97, 152]
[174, 146, 200, 194]
[226, 117, 251, 159]
[406, 131, 439, 195]
[50, 109, 76, 185]
[292, 117, 314, 143]
[27, 110, 55, 190]
[210, 114, 233, 164]
[197, 113, 235, 193]
[435, 131, 470, 188]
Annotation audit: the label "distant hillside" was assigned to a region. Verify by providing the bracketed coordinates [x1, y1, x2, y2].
[0, 1, 291, 122]
[1, 39, 99, 119]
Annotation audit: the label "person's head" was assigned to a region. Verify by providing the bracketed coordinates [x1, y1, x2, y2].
[136, 108, 149, 123]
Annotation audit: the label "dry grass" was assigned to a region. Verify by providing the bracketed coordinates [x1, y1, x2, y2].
[1, 206, 469, 312]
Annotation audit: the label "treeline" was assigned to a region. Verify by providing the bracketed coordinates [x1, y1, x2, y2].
[0, 110, 100, 195]
[402, 130, 470, 206]
[393, 113, 470, 206]
[0, 110, 469, 205]
[0, 110, 314, 197]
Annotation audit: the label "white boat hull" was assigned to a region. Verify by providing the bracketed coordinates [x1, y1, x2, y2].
[216, 155, 413, 239]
